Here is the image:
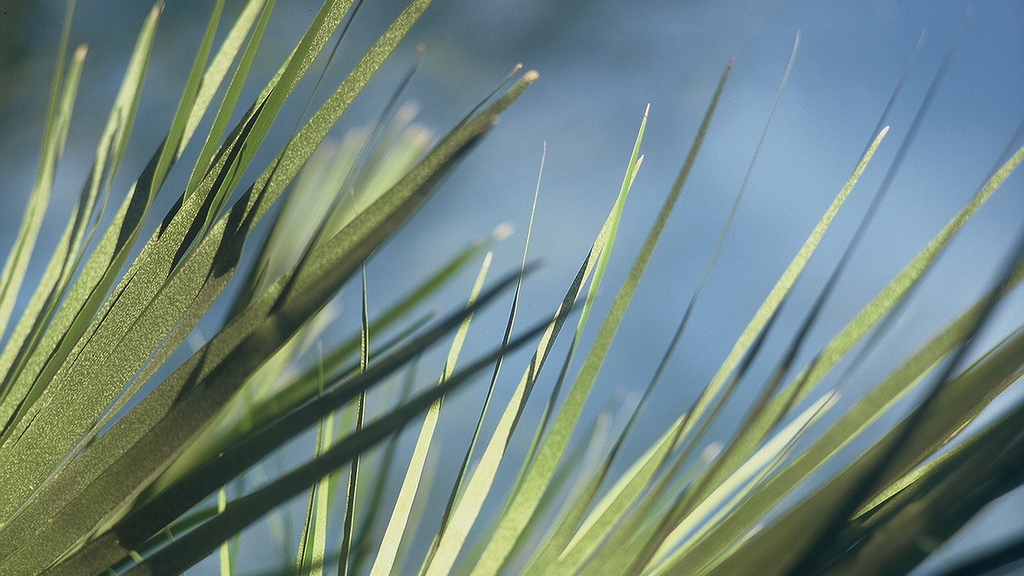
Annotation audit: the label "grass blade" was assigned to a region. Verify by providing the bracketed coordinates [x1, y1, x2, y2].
[0, 0, 437, 543]
[654, 263, 1024, 576]
[421, 105, 650, 576]
[0, 0, 264, 444]
[295, 412, 335, 576]
[0, 43, 86, 395]
[39, 264, 533, 576]
[118, 313, 563, 576]
[0, 1, 163, 511]
[0, 0, 83, 341]
[368, 252, 492, 576]
[466, 61, 730, 576]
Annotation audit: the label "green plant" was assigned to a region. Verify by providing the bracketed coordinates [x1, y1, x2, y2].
[1, 1, 1022, 576]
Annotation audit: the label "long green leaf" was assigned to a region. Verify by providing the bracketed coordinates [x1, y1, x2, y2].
[39, 262, 532, 576]
[158, 233, 495, 490]
[649, 135, 1024, 576]
[0, 1, 163, 508]
[0, 0, 417, 531]
[700, 252, 1024, 576]
[855, 324, 1024, 524]
[653, 125, 890, 521]
[492, 67, 732, 576]
[488, 115, 648, 576]
[0, 43, 86, 398]
[530, 109, 883, 576]
[142, 115, 434, 490]
[423, 143, 544, 569]
[465, 62, 730, 576]
[0, 0, 235, 417]
[421, 105, 649, 576]
[0, 0, 161, 426]
[295, 412, 335, 576]
[368, 252, 492, 576]
[0, 1, 80, 341]
[118, 313, 562, 576]
[0, 0, 252, 460]
[23, 75, 535, 575]
[645, 392, 838, 573]
[0, 0, 267, 442]
[825, 397, 1024, 576]
[652, 264, 1024, 576]
[183, 0, 274, 186]
[764, 140, 1024, 424]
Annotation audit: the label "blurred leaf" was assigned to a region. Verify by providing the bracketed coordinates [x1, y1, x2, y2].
[119, 305, 565, 576]
[0, 2, 82, 341]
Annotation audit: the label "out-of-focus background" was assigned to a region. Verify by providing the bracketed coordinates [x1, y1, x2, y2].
[1, 1, 1023, 574]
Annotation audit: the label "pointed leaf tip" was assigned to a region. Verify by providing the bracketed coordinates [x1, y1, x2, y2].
[493, 223, 514, 241]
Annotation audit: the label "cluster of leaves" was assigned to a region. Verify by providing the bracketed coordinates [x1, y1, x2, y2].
[0, 1, 1022, 576]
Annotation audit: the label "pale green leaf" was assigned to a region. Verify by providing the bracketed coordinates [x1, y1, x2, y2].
[422, 105, 650, 576]
[369, 253, 492, 576]
[487, 67, 731, 576]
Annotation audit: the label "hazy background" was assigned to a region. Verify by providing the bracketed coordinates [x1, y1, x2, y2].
[1, 0, 1023, 574]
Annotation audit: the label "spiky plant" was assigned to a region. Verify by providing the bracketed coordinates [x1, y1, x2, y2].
[0, 2, 1022, 576]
